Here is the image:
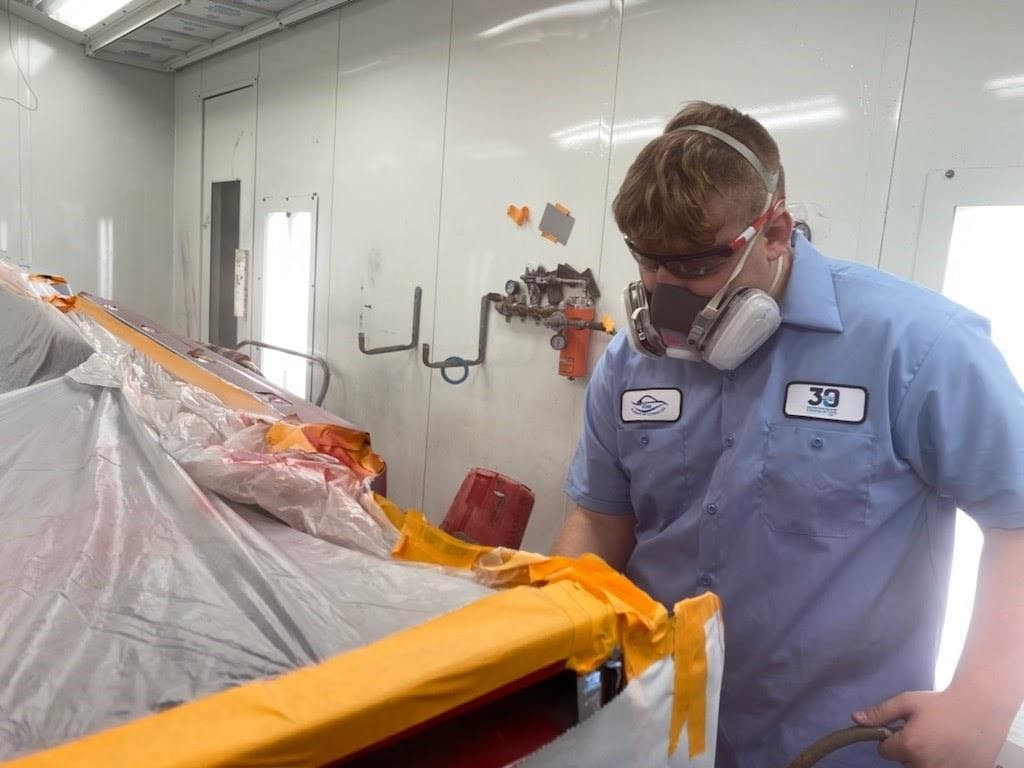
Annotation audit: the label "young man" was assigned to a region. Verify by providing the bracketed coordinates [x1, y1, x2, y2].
[553, 101, 1024, 767]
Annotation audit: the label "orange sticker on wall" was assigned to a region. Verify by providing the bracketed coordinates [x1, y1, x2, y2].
[507, 204, 530, 226]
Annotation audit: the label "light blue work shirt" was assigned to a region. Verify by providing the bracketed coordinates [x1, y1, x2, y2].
[565, 233, 1024, 767]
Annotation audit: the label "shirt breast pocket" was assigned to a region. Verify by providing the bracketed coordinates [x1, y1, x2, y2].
[759, 424, 877, 538]
[616, 426, 687, 527]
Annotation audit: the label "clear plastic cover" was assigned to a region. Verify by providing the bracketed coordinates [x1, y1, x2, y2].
[0, 260, 93, 393]
[0, 313, 491, 759]
[0, 290, 721, 767]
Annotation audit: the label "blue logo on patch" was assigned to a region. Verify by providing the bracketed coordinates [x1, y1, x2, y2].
[631, 394, 668, 416]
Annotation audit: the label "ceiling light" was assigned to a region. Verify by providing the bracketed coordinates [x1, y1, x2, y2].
[47, 0, 135, 33]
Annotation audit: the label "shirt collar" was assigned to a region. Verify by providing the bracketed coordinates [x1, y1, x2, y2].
[779, 231, 844, 333]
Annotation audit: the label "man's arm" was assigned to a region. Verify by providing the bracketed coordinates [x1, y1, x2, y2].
[550, 504, 636, 572]
[855, 526, 1024, 767]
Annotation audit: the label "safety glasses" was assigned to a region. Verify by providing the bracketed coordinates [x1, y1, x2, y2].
[625, 203, 778, 278]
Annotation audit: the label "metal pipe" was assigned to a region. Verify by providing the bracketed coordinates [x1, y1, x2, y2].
[234, 340, 331, 407]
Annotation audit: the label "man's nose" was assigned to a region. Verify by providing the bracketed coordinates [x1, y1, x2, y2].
[655, 264, 687, 286]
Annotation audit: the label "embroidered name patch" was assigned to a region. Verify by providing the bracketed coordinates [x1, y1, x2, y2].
[621, 389, 682, 423]
[784, 382, 867, 424]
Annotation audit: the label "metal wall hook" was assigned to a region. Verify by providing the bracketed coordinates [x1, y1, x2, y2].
[358, 286, 422, 355]
[422, 294, 495, 382]
[234, 339, 331, 407]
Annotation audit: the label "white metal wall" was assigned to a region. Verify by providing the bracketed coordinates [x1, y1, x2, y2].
[330, 0, 450, 508]
[171, 0, 1024, 552]
[420, 0, 623, 548]
[0, 23, 20, 265]
[881, 0, 1024, 278]
[0, 10, 174, 323]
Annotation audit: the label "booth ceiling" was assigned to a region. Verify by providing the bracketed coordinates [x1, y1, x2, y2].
[9, 0, 356, 72]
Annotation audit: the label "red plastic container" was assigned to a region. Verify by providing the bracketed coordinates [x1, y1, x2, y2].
[440, 468, 535, 549]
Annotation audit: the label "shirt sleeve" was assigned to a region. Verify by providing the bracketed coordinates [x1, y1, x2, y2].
[564, 344, 634, 515]
[893, 308, 1024, 528]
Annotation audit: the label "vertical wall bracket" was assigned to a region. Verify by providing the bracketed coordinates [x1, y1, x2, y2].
[358, 286, 423, 355]
[421, 294, 495, 385]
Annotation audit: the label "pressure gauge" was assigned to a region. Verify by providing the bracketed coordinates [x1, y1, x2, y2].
[504, 279, 521, 296]
[550, 332, 567, 351]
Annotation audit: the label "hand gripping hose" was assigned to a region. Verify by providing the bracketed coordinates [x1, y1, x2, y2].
[784, 726, 898, 768]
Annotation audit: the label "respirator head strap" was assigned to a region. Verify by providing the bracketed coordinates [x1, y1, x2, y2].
[676, 124, 779, 196]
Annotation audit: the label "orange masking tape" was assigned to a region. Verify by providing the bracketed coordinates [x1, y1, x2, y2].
[266, 422, 385, 478]
[4, 581, 617, 768]
[391, 510, 672, 680]
[507, 204, 530, 226]
[73, 296, 272, 416]
[669, 592, 722, 758]
[528, 554, 672, 680]
[391, 503, 722, 760]
[43, 295, 76, 313]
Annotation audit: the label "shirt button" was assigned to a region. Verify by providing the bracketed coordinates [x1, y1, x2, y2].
[811, 436, 825, 449]
[724, 434, 735, 448]
[700, 573, 714, 587]
[640, 435, 650, 446]
[705, 503, 718, 516]
[726, 371, 737, 381]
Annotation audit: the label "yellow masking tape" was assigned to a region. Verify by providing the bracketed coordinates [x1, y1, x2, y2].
[373, 492, 407, 529]
[669, 592, 722, 758]
[5, 581, 618, 768]
[391, 510, 674, 681]
[21, 303, 723, 766]
[74, 296, 272, 416]
[393, 509, 492, 570]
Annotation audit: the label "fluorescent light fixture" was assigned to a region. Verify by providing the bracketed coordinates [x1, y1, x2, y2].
[48, 0, 135, 32]
[741, 96, 847, 130]
[550, 116, 664, 149]
[985, 74, 1024, 99]
[552, 98, 845, 151]
[613, 116, 665, 145]
[479, 0, 645, 39]
[339, 59, 383, 78]
[550, 118, 611, 149]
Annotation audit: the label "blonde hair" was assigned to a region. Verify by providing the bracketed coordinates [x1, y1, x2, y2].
[613, 101, 784, 247]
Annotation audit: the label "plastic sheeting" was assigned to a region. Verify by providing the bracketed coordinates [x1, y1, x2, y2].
[1, 286, 725, 767]
[69, 315, 398, 558]
[0, 373, 491, 760]
[0, 261, 93, 393]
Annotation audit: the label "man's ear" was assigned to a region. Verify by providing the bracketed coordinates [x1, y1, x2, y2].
[764, 203, 793, 262]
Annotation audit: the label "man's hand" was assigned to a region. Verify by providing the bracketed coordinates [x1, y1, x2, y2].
[853, 689, 1009, 767]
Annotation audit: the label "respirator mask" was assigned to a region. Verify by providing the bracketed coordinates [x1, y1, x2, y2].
[622, 125, 785, 371]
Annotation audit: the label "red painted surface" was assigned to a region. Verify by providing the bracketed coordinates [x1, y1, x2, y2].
[333, 663, 577, 768]
[440, 468, 535, 549]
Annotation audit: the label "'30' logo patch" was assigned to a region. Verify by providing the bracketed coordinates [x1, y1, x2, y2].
[784, 382, 867, 423]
